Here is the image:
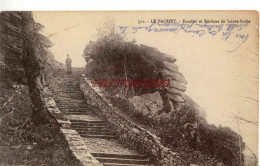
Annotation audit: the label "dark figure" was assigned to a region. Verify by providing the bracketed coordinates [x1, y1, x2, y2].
[66, 54, 72, 74]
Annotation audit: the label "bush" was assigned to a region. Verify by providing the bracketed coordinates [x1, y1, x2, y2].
[158, 95, 245, 166]
[109, 92, 245, 165]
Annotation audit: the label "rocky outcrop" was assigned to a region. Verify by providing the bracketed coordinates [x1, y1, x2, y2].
[128, 92, 163, 119]
[84, 41, 188, 114]
[160, 60, 187, 112]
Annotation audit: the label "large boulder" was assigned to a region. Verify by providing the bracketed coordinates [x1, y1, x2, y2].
[128, 91, 163, 119]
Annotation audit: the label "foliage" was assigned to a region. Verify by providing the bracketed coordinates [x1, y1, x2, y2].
[159, 97, 245, 166]
[108, 93, 245, 165]
[84, 23, 246, 165]
[0, 12, 78, 165]
[0, 11, 58, 124]
[83, 27, 174, 97]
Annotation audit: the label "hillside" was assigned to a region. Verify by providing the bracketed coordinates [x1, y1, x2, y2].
[83, 30, 246, 166]
[0, 11, 256, 166]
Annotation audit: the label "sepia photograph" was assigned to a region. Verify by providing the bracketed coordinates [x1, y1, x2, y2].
[0, 11, 259, 166]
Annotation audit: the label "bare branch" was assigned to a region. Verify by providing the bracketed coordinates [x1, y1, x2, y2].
[0, 111, 13, 124]
[1, 93, 14, 109]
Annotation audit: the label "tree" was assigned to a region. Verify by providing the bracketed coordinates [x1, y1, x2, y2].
[0, 11, 55, 125]
[83, 22, 176, 97]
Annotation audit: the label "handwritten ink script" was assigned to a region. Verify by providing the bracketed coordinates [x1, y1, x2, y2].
[118, 21, 251, 52]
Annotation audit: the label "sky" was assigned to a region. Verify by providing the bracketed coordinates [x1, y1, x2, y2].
[33, 11, 259, 155]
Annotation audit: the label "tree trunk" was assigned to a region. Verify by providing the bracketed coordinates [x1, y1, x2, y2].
[21, 12, 50, 125]
[22, 45, 47, 124]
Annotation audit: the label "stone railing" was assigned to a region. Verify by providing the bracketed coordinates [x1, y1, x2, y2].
[42, 86, 102, 166]
[80, 74, 188, 166]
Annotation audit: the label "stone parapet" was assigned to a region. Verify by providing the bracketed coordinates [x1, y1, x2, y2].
[42, 86, 102, 166]
[80, 74, 188, 166]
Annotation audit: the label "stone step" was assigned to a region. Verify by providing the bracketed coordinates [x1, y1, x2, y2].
[103, 163, 147, 166]
[71, 124, 108, 127]
[57, 103, 88, 106]
[62, 84, 79, 85]
[67, 109, 94, 112]
[61, 89, 80, 90]
[95, 157, 150, 165]
[55, 96, 77, 99]
[66, 109, 92, 111]
[52, 96, 71, 98]
[57, 91, 81, 93]
[58, 105, 92, 108]
[56, 101, 84, 103]
[91, 153, 147, 160]
[56, 87, 80, 89]
[58, 93, 82, 95]
[56, 93, 82, 95]
[74, 128, 110, 131]
[56, 88, 80, 89]
[57, 104, 81, 106]
[58, 96, 84, 98]
[60, 87, 82, 91]
[58, 106, 92, 108]
[59, 88, 80, 90]
[58, 107, 93, 110]
[70, 120, 104, 123]
[56, 99, 86, 102]
[77, 131, 113, 135]
[70, 120, 105, 123]
[67, 112, 93, 115]
[73, 126, 109, 130]
[79, 134, 115, 139]
[67, 111, 94, 114]
[54, 92, 82, 94]
[59, 91, 82, 93]
[66, 110, 94, 113]
[57, 105, 90, 107]
[71, 122, 107, 125]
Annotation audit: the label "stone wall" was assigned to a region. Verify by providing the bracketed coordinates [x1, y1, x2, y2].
[80, 74, 188, 166]
[42, 86, 102, 166]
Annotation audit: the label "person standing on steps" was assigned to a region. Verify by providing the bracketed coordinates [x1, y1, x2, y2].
[66, 54, 72, 74]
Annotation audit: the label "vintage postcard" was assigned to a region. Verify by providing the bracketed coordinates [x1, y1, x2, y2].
[0, 11, 258, 166]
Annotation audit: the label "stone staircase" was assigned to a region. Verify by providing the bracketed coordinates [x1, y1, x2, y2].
[91, 153, 150, 166]
[47, 68, 152, 166]
[70, 120, 116, 139]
